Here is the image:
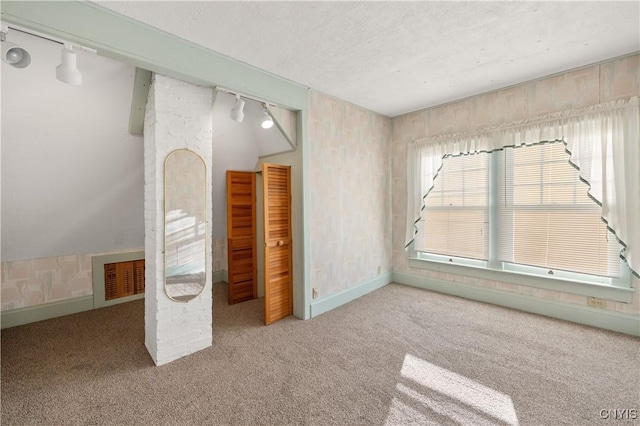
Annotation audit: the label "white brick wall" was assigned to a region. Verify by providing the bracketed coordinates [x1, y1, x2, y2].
[144, 74, 213, 366]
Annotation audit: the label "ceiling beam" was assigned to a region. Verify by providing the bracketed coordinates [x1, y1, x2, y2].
[1, 1, 308, 111]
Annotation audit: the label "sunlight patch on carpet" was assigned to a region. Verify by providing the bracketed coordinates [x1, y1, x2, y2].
[385, 354, 519, 426]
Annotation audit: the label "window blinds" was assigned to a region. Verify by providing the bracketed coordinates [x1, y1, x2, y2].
[415, 153, 489, 260]
[415, 142, 621, 278]
[499, 143, 621, 277]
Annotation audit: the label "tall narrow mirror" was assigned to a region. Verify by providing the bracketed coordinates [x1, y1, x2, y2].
[164, 149, 207, 302]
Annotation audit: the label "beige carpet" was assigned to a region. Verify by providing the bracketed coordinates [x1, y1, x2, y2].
[1, 282, 639, 425]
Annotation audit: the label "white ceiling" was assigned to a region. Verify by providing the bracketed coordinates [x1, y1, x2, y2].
[95, 1, 640, 117]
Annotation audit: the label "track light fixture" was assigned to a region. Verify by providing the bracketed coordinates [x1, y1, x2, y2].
[229, 94, 245, 122]
[1, 25, 88, 85]
[215, 88, 278, 129]
[261, 106, 274, 129]
[56, 44, 82, 85]
[1, 29, 31, 69]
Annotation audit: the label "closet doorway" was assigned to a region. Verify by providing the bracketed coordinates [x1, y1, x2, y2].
[226, 163, 293, 325]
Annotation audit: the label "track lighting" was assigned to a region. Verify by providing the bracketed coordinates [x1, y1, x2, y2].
[216, 88, 277, 129]
[229, 94, 245, 122]
[261, 107, 274, 129]
[56, 44, 82, 85]
[1, 40, 31, 69]
[2, 26, 87, 84]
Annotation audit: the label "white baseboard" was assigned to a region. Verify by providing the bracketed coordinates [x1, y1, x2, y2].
[393, 271, 640, 336]
[1, 296, 94, 329]
[310, 272, 393, 318]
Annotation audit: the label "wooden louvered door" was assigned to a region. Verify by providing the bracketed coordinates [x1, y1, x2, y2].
[226, 170, 257, 304]
[134, 260, 145, 294]
[104, 261, 136, 300]
[262, 163, 292, 325]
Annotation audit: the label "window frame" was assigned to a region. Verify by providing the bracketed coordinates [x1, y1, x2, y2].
[410, 148, 634, 303]
[415, 152, 490, 261]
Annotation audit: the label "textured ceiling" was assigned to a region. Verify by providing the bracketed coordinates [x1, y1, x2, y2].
[95, 1, 640, 117]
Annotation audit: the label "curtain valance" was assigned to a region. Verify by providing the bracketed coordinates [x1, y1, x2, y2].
[405, 96, 639, 275]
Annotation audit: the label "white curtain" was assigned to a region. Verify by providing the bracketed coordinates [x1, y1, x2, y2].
[405, 96, 639, 275]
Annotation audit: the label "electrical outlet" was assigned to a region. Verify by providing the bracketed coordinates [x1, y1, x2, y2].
[312, 288, 318, 299]
[587, 297, 606, 309]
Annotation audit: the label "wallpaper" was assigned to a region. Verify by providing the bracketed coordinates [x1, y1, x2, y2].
[1, 255, 93, 310]
[308, 90, 392, 298]
[391, 54, 640, 316]
[1, 242, 228, 311]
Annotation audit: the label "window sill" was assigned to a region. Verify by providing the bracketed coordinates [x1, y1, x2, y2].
[408, 257, 635, 303]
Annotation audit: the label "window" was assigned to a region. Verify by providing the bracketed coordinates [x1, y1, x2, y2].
[415, 153, 489, 261]
[415, 142, 624, 282]
[501, 143, 620, 278]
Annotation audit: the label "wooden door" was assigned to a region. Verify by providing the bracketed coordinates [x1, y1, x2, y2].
[226, 171, 257, 304]
[262, 163, 293, 325]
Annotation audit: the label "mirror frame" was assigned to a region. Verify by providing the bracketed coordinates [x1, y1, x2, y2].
[163, 148, 207, 303]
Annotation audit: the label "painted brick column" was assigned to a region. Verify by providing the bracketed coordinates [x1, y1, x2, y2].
[143, 74, 213, 365]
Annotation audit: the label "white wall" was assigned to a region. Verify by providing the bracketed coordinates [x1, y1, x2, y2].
[211, 91, 293, 240]
[211, 92, 259, 240]
[1, 29, 143, 261]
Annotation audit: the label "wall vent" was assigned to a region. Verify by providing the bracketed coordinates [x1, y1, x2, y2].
[92, 251, 145, 309]
[104, 260, 145, 300]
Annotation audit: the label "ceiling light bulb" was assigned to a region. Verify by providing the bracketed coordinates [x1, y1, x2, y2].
[6, 48, 23, 64]
[229, 95, 245, 122]
[261, 108, 273, 129]
[2, 42, 31, 68]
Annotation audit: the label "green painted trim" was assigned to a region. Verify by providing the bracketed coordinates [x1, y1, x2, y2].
[212, 270, 228, 283]
[257, 148, 296, 160]
[408, 257, 635, 303]
[0, 1, 308, 110]
[1, 296, 93, 329]
[128, 68, 152, 135]
[393, 271, 640, 336]
[103, 293, 145, 308]
[92, 251, 145, 309]
[267, 106, 296, 150]
[299, 108, 311, 320]
[310, 272, 392, 318]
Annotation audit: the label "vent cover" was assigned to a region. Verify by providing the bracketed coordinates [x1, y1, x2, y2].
[104, 260, 145, 300]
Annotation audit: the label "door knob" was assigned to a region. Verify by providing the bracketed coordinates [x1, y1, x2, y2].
[278, 240, 284, 246]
